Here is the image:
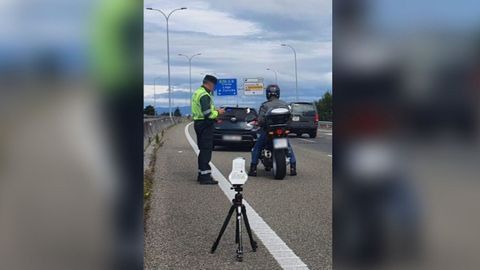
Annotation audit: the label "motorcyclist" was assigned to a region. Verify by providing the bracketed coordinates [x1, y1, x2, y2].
[248, 84, 297, 176]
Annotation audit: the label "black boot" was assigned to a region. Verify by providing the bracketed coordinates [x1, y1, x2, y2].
[290, 163, 297, 176]
[248, 164, 257, 177]
[199, 176, 218, 185]
[198, 174, 218, 185]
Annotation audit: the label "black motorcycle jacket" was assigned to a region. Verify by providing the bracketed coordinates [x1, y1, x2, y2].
[257, 97, 290, 129]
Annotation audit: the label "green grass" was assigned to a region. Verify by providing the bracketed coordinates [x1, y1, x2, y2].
[143, 166, 154, 220]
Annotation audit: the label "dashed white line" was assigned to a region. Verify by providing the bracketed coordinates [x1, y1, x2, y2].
[299, 138, 316, 143]
[184, 122, 309, 270]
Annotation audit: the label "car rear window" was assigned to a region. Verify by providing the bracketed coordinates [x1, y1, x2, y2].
[220, 107, 257, 120]
[290, 103, 316, 116]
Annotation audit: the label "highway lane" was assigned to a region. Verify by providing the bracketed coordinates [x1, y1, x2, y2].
[189, 124, 332, 269]
[144, 122, 332, 269]
[288, 129, 332, 157]
[145, 122, 281, 270]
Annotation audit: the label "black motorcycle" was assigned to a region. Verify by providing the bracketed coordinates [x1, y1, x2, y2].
[259, 108, 291, 180]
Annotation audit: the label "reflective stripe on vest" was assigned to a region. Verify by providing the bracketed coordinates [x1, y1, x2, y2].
[192, 86, 218, 120]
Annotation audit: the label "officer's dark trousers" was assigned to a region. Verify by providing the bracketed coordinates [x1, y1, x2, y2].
[194, 120, 214, 181]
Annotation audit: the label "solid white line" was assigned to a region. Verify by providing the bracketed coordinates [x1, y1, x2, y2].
[299, 138, 316, 143]
[184, 122, 309, 270]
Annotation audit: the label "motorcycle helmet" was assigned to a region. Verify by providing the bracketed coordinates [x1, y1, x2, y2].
[265, 84, 280, 100]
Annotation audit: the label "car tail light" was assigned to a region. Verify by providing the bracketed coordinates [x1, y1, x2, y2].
[315, 113, 319, 122]
[275, 128, 284, 135]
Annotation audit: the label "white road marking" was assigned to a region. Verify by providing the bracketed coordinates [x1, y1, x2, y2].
[299, 138, 316, 143]
[184, 122, 309, 270]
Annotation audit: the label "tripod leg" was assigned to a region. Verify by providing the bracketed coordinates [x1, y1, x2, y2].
[236, 206, 243, 262]
[241, 205, 258, 252]
[235, 208, 239, 244]
[211, 205, 235, 253]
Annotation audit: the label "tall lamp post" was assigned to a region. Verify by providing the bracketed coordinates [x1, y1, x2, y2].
[178, 53, 201, 108]
[281, 44, 298, 101]
[146, 6, 187, 121]
[266, 68, 278, 85]
[153, 76, 162, 116]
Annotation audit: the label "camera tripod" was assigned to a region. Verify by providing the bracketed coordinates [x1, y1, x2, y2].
[211, 185, 258, 261]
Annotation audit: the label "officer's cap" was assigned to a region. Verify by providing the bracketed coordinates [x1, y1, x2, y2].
[203, 75, 218, 85]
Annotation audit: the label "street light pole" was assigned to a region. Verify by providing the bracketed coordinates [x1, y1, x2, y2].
[266, 68, 278, 85]
[178, 53, 201, 108]
[153, 76, 162, 116]
[281, 44, 298, 101]
[147, 7, 187, 121]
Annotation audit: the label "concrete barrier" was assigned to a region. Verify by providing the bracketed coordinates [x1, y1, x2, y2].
[143, 116, 184, 150]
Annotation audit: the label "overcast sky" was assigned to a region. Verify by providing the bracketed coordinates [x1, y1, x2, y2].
[144, 0, 332, 109]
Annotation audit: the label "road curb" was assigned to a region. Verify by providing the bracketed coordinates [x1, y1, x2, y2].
[143, 120, 183, 222]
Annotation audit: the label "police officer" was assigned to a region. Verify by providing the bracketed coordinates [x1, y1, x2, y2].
[192, 75, 225, 184]
[248, 84, 297, 176]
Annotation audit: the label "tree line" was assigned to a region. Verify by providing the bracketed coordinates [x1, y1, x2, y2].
[315, 91, 332, 122]
[144, 106, 182, 117]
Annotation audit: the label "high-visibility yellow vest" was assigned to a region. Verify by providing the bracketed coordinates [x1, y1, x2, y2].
[192, 86, 219, 120]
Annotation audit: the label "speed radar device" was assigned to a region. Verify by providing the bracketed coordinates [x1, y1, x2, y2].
[211, 157, 257, 261]
[228, 157, 248, 185]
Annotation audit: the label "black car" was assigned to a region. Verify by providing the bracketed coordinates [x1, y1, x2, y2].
[213, 107, 259, 149]
[287, 102, 319, 138]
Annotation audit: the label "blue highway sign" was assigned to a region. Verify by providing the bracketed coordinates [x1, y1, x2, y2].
[215, 78, 237, 96]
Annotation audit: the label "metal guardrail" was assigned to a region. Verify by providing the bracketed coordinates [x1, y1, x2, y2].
[318, 121, 333, 129]
[143, 116, 185, 149]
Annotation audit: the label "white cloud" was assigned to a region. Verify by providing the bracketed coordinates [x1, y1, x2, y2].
[208, 0, 332, 20]
[144, 84, 192, 107]
[144, 0, 332, 107]
[144, 1, 260, 36]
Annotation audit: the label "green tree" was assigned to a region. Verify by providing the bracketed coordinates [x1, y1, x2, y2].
[316, 91, 332, 122]
[174, 107, 182, 117]
[144, 105, 155, 116]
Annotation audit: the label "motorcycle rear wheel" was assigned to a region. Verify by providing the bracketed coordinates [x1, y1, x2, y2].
[272, 149, 287, 180]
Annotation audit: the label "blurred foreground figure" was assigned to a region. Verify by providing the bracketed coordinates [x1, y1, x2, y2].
[0, 0, 143, 270]
[334, 1, 480, 269]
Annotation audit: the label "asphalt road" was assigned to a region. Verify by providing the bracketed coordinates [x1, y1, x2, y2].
[288, 129, 332, 157]
[144, 122, 332, 270]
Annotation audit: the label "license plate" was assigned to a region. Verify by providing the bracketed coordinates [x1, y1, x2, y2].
[292, 116, 300, 121]
[223, 135, 242, 141]
[273, 138, 288, 149]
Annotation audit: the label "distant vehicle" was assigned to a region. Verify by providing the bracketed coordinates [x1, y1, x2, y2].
[213, 107, 259, 149]
[287, 102, 319, 138]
